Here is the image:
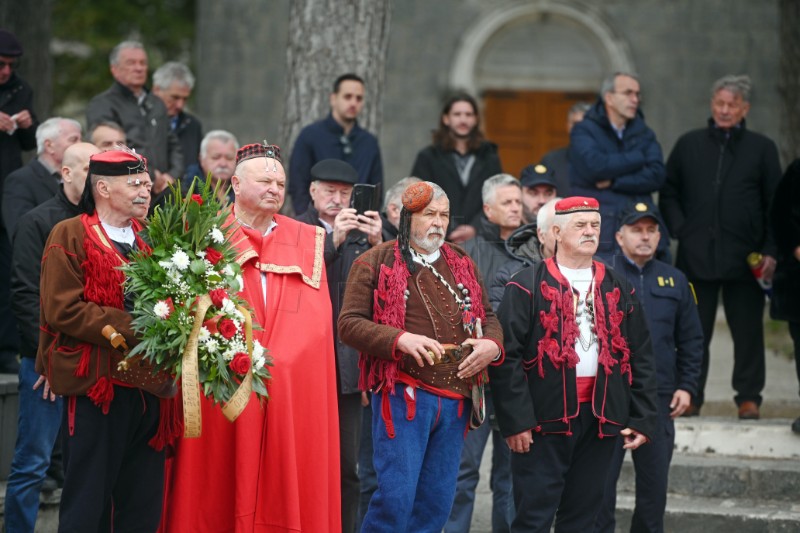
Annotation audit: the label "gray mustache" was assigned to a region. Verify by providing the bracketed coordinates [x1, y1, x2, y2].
[132, 198, 148, 205]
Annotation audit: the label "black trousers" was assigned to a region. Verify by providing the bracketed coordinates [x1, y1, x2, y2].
[692, 279, 766, 406]
[338, 392, 363, 533]
[594, 395, 675, 533]
[510, 404, 617, 533]
[58, 387, 165, 533]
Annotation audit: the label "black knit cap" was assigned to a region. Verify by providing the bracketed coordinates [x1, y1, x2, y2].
[79, 149, 148, 214]
[0, 30, 23, 57]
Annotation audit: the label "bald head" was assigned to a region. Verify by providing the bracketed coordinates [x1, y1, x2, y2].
[62, 142, 101, 205]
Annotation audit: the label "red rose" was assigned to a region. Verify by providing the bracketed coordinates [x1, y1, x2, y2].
[191, 194, 203, 206]
[218, 318, 238, 339]
[209, 288, 228, 308]
[205, 247, 223, 265]
[229, 352, 251, 375]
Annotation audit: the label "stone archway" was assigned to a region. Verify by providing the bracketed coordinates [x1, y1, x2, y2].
[450, 0, 635, 94]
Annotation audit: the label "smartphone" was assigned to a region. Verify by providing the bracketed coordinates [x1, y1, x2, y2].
[351, 183, 381, 215]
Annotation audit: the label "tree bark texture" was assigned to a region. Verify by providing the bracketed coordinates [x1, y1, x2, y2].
[0, 0, 53, 123]
[280, 0, 391, 155]
[779, 0, 800, 163]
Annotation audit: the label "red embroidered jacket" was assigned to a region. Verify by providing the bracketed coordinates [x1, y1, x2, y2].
[490, 257, 659, 440]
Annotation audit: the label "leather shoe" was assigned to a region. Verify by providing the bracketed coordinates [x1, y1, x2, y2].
[738, 401, 760, 420]
[681, 404, 701, 417]
[791, 417, 800, 435]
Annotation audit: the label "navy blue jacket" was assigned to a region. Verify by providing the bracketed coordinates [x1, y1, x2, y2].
[612, 256, 703, 397]
[288, 114, 383, 215]
[569, 100, 667, 260]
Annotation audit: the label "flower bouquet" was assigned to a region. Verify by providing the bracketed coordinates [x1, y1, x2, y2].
[122, 178, 272, 437]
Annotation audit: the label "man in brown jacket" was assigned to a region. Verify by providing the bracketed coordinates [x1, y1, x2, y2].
[36, 148, 174, 532]
[338, 181, 504, 532]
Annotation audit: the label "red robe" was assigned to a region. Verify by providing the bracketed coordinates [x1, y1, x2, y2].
[160, 213, 341, 532]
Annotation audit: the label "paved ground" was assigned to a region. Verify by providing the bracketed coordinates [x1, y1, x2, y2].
[468, 307, 800, 532]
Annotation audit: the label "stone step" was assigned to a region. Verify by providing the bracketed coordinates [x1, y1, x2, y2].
[613, 492, 800, 533]
[674, 417, 800, 459]
[617, 453, 800, 503]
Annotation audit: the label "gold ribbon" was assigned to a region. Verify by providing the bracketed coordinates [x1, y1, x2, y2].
[182, 294, 255, 438]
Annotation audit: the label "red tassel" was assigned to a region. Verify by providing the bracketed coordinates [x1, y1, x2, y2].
[149, 397, 184, 451]
[86, 376, 115, 414]
[73, 346, 91, 377]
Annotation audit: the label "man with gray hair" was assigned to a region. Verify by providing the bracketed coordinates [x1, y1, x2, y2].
[569, 72, 668, 262]
[183, 129, 239, 203]
[448, 173, 521, 533]
[2, 117, 81, 239]
[381, 176, 421, 241]
[87, 40, 183, 197]
[152, 61, 202, 170]
[660, 74, 782, 419]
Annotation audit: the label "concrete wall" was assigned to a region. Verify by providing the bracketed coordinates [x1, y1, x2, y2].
[195, 0, 782, 194]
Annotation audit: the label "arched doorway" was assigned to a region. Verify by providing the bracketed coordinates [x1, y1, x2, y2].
[450, 1, 635, 177]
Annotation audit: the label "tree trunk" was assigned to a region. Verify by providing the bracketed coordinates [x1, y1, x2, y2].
[280, 0, 391, 156]
[779, 0, 800, 164]
[0, 0, 53, 123]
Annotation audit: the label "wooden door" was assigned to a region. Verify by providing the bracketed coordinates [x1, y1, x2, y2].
[483, 90, 596, 178]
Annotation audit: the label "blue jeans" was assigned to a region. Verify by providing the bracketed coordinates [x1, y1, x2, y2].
[361, 385, 468, 533]
[4, 357, 63, 532]
[445, 394, 513, 533]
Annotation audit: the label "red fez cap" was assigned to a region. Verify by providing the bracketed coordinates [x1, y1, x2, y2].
[402, 182, 434, 212]
[89, 148, 147, 176]
[555, 196, 600, 215]
[236, 142, 282, 166]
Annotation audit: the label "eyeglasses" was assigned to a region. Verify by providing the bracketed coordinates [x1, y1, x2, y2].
[340, 135, 352, 156]
[614, 89, 641, 100]
[0, 59, 18, 71]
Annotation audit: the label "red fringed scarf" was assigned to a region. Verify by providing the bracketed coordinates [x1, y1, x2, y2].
[75, 213, 182, 450]
[360, 242, 487, 393]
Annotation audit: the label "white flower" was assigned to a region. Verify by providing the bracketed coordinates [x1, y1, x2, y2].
[222, 265, 234, 277]
[153, 300, 171, 319]
[158, 259, 173, 269]
[254, 357, 265, 371]
[204, 338, 219, 353]
[171, 249, 191, 271]
[196, 250, 207, 258]
[221, 298, 236, 315]
[234, 275, 244, 292]
[222, 348, 235, 361]
[198, 326, 210, 342]
[252, 340, 265, 360]
[209, 226, 225, 245]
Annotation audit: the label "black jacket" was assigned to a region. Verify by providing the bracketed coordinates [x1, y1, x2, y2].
[490, 258, 658, 440]
[410, 141, 502, 231]
[0, 73, 37, 185]
[86, 81, 184, 179]
[612, 256, 703, 397]
[489, 222, 544, 310]
[660, 119, 781, 281]
[2, 158, 59, 240]
[11, 187, 81, 358]
[462, 215, 513, 304]
[295, 204, 373, 394]
[770, 159, 800, 322]
[175, 111, 203, 170]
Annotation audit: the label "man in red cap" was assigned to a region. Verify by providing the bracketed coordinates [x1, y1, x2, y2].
[490, 196, 658, 532]
[36, 147, 176, 531]
[338, 181, 504, 532]
[161, 142, 341, 532]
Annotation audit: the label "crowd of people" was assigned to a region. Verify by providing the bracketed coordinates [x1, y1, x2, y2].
[1, 28, 798, 533]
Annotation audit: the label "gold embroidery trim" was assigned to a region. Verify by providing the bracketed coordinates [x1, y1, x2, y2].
[234, 227, 324, 289]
